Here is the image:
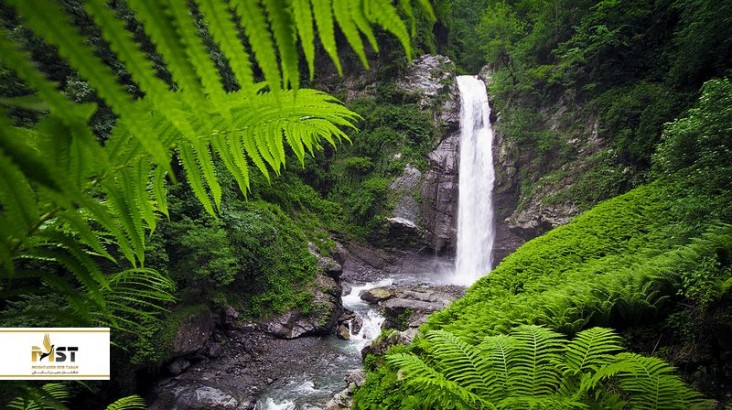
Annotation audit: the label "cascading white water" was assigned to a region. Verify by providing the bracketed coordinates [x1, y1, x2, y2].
[452, 75, 496, 286]
[342, 279, 392, 350]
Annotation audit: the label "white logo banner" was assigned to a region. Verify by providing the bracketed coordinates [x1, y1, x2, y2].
[0, 328, 110, 380]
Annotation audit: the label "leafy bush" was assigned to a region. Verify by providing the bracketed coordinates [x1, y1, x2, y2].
[653, 79, 732, 203]
[168, 216, 239, 287]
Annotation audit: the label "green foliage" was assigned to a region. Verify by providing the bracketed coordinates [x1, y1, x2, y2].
[168, 216, 240, 287]
[653, 78, 732, 212]
[7, 383, 68, 410]
[304, 95, 436, 239]
[0, 0, 431, 407]
[596, 82, 682, 168]
[472, 0, 732, 210]
[220, 202, 318, 317]
[357, 176, 731, 407]
[103, 395, 146, 410]
[386, 326, 711, 409]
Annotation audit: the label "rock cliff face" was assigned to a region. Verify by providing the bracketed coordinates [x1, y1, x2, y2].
[500, 95, 603, 241]
[390, 56, 598, 262]
[490, 127, 525, 263]
[420, 134, 460, 253]
[393, 54, 461, 254]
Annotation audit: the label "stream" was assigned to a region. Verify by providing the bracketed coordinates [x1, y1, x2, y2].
[255, 257, 458, 410]
[254, 279, 392, 410]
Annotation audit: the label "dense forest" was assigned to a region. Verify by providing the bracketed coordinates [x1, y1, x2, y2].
[0, 0, 730, 409]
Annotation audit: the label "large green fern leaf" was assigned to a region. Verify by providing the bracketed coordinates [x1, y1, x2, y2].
[425, 330, 496, 399]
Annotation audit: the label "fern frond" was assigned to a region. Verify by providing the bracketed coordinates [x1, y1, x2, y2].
[312, 0, 342, 74]
[104, 395, 147, 410]
[333, 0, 368, 68]
[241, 129, 271, 182]
[7, 382, 69, 410]
[38, 231, 110, 292]
[104, 178, 146, 264]
[564, 327, 623, 375]
[593, 353, 714, 410]
[255, 121, 281, 174]
[350, 0, 379, 51]
[292, 0, 316, 79]
[10, 0, 169, 167]
[77, 195, 137, 265]
[197, 0, 255, 92]
[425, 330, 496, 398]
[508, 325, 564, 397]
[193, 140, 223, 211]
[232, 0, 282, 91]
[0, 147, 38, 248]
[84, 0, 168, 98]
[84, 0, 195, 147]
[0, 120, 58, 192]
[151, 166, 170, 218]
[178, 144, 215, 215]
[100, 268, 175, 332]
[415, 0, 436, 22]
[387, 353, 495, 410]
[264, 0, 299, 90]
[0, 31, 75, 118]
[284, 121, 307, 165]
[167, 0, 226, 102]
[477, 334, 516, 402]
[56, 212, 113, 261]
[126, 0, 200, 97]
[132, 161, 157, 234]
[398, 0, 416, 36]
[223, 132, 252, 192]
[14, 265, 94, 324]
[364, 0, 412, 60]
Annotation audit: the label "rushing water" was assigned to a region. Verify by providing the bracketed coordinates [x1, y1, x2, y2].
[452, 75, 496, 286]
[255, 279, 392, 409]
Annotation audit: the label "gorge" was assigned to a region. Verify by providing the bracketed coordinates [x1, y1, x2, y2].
[148, 66, 500, 410]
[2, 1, 731, 408]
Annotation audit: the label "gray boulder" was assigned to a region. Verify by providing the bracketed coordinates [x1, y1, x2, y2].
[171, 308, 215, 357]
[359, 287, 393, 303]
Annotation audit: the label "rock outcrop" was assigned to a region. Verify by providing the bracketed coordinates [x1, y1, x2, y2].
[151, 381, 241, 410]
[265, 245, 344, 339]
[501, 98, 603, 241]
[396, 54, 461, 254]
[491, 127, 525, 264]
[386, 164, 423, 245]
[325, 369, 366, 410]
[359, 283, 464, 359]
[421, 133, 460, 253]
[170, 308, 216, 358]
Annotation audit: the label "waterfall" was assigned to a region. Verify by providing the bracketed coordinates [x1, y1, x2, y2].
[452, 75, 496, 286]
